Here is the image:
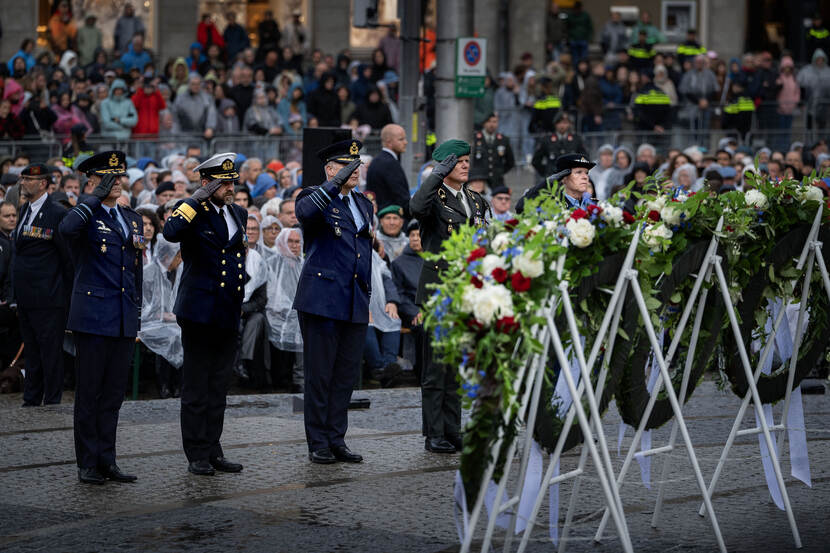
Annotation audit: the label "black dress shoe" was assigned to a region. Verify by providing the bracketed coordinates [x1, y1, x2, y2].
[425, 437, 456, 453]
[78, 467, 106, 485]
[100, 464, 137, 482]
[188, 459, 216, 476]
[309, 448, 337, 464]
[331, 445, 363, 463]
[446, 434, 464, 452]
[210, 456, 243, 473]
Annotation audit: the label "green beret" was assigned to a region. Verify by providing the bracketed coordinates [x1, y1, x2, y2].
[377, 204, 404, 218]
[432, 139, 471, 162]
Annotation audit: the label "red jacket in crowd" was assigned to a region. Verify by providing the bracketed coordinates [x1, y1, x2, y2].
[131, 88, 166, 136]
[197, 21, 225, 51]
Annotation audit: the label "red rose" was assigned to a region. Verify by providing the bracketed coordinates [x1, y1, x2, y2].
[570, 208, 588, 220]
[511, 271, 532, 292]
[622, 211, 636, 224]
[688, 192, 696, 197]
[495, 316, 520, 334]
[470, 276, 483, 288]
[466, 318, 484, 331]
[466, 247, 487, 263]
[647, 210, 660, 222]
[491, 267, 508, 283]
[725, 225, 734, 232]
[504, 218, 519, 229]
[586, 204, 603, 216]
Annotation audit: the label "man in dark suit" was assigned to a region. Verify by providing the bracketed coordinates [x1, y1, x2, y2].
[162, 152, 248, 477]
[60, 150, 143, 485]
[366, 123, 410, 217]
[516, 153, 596, 214]
[13, 163, 72, 406]
[294, 139, 373, 465]
[410, 139, 488, 454]
[0, 201, 19, 369]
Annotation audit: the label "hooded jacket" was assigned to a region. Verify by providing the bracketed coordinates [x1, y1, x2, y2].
[3, 79, 25, 117]
[132, 86, 166, 135]
[120, 42, 153, 72]
[797, 49, 830, 113]
[100, 78, 138, 139]
[604, 145, 634, 195]
[185, 42, 206, 73]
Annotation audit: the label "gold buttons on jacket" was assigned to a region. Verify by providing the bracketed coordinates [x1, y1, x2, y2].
[222, 271, 226, 276]
[357, 253, 361, 258]
[237, 286, 241, 291]
[222, 260, 226, 265]
[220, 282, 225, 288]
[237, 253, 241, 258]
[222, 249, 225, 254]
[238, 263, 242, 268]
[238, 274, 242, 279]
[121, 288, 125, 292]
[87, 291, 91, 296]
[354, 274, 357, 279]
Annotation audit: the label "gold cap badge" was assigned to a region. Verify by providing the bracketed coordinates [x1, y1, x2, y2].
[222, 159, 233, 171]
[109, 153, 119, 167]
[350, 141, 359, 156]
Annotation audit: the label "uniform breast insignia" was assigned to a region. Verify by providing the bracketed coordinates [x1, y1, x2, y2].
[101, 243, 107, 253]
[173, 203, 197, 223]
[332, 207, 340, 214]
[132, 234, 146, 250]
[437, 187, 447, 204]
[334, 226, 342, 237]
[96, 220, 112, 233]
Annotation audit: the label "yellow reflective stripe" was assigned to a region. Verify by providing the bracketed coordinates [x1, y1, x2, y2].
[677, 45, 707, 56]
[724, 97, 755, 114]
[532, 96, 562, 109]
[809, 28, 830, 39]
[634, 90, 671, 105]
[425, 132, 436, 146]
[627, 47, 656, 59]
[173, 203, 197, 223]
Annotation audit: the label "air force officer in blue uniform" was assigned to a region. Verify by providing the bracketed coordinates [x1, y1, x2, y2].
[60, 150, 143, 485]
[295, 139, 373, 464]
[162, 153, 247, 477]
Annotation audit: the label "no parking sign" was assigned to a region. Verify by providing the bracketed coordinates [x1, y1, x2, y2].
[455, 37, 487, 98]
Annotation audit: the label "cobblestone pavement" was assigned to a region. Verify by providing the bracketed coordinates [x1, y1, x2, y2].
[1, 379, 829, 552]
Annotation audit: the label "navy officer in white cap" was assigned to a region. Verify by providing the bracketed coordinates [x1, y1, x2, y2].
[162, 152, 248, 476]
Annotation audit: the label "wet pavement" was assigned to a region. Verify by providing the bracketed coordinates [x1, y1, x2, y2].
[1, 380, 829, 552]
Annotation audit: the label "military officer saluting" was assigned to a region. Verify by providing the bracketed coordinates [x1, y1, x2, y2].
[14, 163, 72, 407]
[60, 150, 143, 484]
[410, 139, 488, 454]
[162, 153, 248, 476]
[472, 113, 515, 188]
[294, 139, 373, 465]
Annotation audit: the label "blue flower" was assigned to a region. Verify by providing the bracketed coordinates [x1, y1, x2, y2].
[672, 225, 679, 231]
[467, 390, 477, 399]
[478, 370, 486, 377]
[598, 222, 606, 229]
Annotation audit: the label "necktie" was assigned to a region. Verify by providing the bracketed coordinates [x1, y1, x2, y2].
[456, 192, 468, 217]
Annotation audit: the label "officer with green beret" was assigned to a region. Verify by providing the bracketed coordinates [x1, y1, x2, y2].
[376, 204, 408, 262]
[410, 139, 488, 454]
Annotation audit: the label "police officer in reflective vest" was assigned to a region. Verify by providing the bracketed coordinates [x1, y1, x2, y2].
[14, 163, 72, 406]
[628, 30, 656, 73]
[60, 150, 143, 484]
[676, 29, 706, 67]
[807, 16, 830, 61]
[410, 139, 488, 454]
[531, 111, 587, 178]
[162, 153, 248, 476]
[472, 113, 515, 188]
[294, 139, 373, 465]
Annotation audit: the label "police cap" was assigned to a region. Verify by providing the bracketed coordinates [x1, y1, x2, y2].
[195, 152, 239, 180]
[76, 150, 127, 176]
[317, 139, 362, 164]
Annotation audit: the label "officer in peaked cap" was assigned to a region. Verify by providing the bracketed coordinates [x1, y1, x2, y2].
[530, 112, 588, 178]
[14, 163, 72, 408]
[162, 152, 248, 476]
[517, 153, 597, 213]
[471, 113, 515, 188]
[410, 139, 488, 455]
[294, 139, 373, 465]
[60, 150, 144, 484]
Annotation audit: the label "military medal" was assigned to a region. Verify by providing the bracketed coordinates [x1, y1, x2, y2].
[334, 227, 342, 237]
[101, 244, 107, 253]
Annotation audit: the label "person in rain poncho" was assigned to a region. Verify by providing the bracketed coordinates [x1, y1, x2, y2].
[257, 215, 281, 264]
[138, 235, 183, 398]
[239, 245, 271, 390]
[266, 228, 304, 391]
[364, 242, 402, 386]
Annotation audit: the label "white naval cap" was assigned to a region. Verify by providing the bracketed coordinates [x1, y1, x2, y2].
[195, 152, 239, 180]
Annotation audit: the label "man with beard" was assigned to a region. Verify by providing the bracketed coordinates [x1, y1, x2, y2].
[162, 153, 248, 476]
[60, 150, 143, 485]
[14, 163, 72, 407]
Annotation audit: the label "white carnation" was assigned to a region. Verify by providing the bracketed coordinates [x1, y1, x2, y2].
[513, 250, 545, 277]
[645, 196, 667, 212]
[660, 204, 682, 226]
[472, 283, 514, 325]
[565, 218, 596, 248]
[491, 232, 511, 253]
[460, 285, 478, 313]
[744, 188, 768, 209]
[801, 185, 824, 203]
[643, 224, 674, 250]
[543, 220, 559, 234]
[599, 203, 623, 227]
[481, 254, 507, 277]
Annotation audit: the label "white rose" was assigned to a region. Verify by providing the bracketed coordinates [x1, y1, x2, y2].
[643, 224, 674, 250]
[801, 185, 824, 203]
[543, 220, 559, 234]
[460, 285, 479, 313]
[660, 204, 682, 226]
[599, 203, 623, 227]
[744, 189, 768, 209]
[472, 283, 514, 325]
[675, 191, 689, 203]
[491, 232, 511, 253]
[645, 196, 667, 212]
[565, 218, 596, 248]
[481, 254, 507, 277]
[513, 249, 545, 277]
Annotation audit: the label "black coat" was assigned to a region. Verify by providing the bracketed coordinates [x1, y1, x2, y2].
[306, 86, 341, 127]
[12, 195, 72, 309]
[391, 245, 423, 326]
[365, 150, 410, 217]
[531, 133, 587, 178]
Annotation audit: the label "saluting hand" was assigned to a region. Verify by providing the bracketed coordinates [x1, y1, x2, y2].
[331, 158, 362, 191]
[92, 174, 119, 200]
[191, 179, 224, 203]
[431, 154, 458, 181]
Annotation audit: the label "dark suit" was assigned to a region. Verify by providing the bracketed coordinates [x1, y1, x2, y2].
[410, 172, 488, 441]
[162, 198, 248, 462]
[472, 131, 516, 187]
[0, 233, 20, 369]
[365, 149, 410, 218]
[295, 180, 373, 452]
[13, 195, 71, 406]
[59, 197, 143, 469]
